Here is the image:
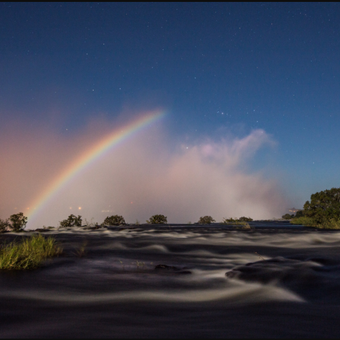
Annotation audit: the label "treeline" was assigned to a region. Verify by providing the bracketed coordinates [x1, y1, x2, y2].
[58, 214, 254, 227]
[3, 187, 339, 231]
[282, 187, 340, 229]
[0, 213, 254, 232]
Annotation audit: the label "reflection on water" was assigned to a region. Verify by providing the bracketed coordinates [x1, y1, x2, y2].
[1, 223, 340, 337]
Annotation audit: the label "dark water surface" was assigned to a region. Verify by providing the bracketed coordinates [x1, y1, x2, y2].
[1, 223, 340, 338]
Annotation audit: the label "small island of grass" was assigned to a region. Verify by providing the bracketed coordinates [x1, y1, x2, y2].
[0, 234, 63, 270]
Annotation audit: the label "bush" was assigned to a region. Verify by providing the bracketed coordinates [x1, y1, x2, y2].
[83, 218, 99, 228]
[146, 214, 167, 224]
[223, 217, 237, 223]
[0, 234, 63, 270]
[197, 216, 215, 224]
[102, 215, 126, 226]
[9, 212, 27, 232]
[303, 187, 340, 225]
[222, 217, 252, 224]
[318, 218, 340, 229]
[59, 214, 82, 228]
[290, 216, 316, 226]
[238, 216, 253, 222]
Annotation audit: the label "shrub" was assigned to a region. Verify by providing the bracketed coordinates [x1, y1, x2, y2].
[59, 214, 82, 228]
[0, 234, 63, 270]
[83, 218, 99, 228]
[102, 215, 126, 226]
[9, 212, 27, 232]
[318, 218, 340, 229]
[238, 216, 253, 222]
[197, 216, 215, 224]
[222, 217, 237, 223]
[290, 216, 316, 226]
[291, 216, 340, 229]
[146, 214, 167, 224]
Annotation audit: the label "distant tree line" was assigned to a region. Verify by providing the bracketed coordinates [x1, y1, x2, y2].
[0, 212, 256, 232]
[284, 187, 340, 229]
[4, 188, 339, 231]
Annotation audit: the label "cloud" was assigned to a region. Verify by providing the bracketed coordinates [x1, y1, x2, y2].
[0, 116, 290, 228]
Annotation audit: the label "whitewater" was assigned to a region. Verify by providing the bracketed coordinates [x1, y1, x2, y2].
[1, 222, 340, 338]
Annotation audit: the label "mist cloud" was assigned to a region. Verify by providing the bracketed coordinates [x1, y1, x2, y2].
[0, 117, 290, 228]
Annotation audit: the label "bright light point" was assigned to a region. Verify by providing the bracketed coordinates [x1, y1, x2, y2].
[78, 207, 82, 210]
[69, 207, 72, 209]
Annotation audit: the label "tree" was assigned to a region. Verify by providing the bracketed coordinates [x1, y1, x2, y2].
[9, 212, 27, 232]
[0, 218, 11, 233]
[146, 214, 167, 224]
[102, 215, 126, 226]
[295, 210, 304, 218]
[238, 216, 253, 222]
[303, 187, 340, 224]
[59, 214, 82, 228]
[282, 213, 294, 219]
[197, 216, 215, 224]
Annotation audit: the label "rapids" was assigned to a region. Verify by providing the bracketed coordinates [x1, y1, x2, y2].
[1, 223, 340, 338]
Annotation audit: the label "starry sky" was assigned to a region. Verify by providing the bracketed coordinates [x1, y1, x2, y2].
[1, 2, 340, 227]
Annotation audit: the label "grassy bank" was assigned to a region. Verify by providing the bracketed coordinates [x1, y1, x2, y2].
[290, 216, 340, 229]
[0, 234, 63, 270]
[290, 216, 316, 227]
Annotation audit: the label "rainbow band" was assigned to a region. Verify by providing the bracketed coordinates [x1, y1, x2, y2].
[27, 110, 166, 226]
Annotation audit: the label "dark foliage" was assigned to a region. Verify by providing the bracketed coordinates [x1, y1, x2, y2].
[59, 214, 82, 228]
[0, 218, 11, 233]
[303, 187, 340, 224]
[282, 213, 294, 219]
[146, 214, 167, 224]
[102, 215, 126, 226]
[197, 216, 215, 224]
[9, 212, 27, 232]
[295, 210, 305, 218]
[238, 216, 253, 222]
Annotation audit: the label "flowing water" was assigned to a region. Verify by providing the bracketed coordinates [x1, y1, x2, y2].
[1, 222, 340, 338]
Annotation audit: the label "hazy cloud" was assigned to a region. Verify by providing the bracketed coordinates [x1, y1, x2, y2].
[0, 116, 290, 228]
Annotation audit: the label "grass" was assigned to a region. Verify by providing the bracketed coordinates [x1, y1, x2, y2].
[290, 216, 316, 226]
[223, 218, 245, 225]
[0, 234, 63, 270]
[223, 218, 253, 228]
[72, 240, 88, 257]
[290, 216, 340, 229]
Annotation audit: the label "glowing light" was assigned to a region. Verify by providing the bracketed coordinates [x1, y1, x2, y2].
[26, 110, 166, 226]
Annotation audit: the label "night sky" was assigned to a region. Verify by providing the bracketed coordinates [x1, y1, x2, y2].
[1, 2, 340, 227]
